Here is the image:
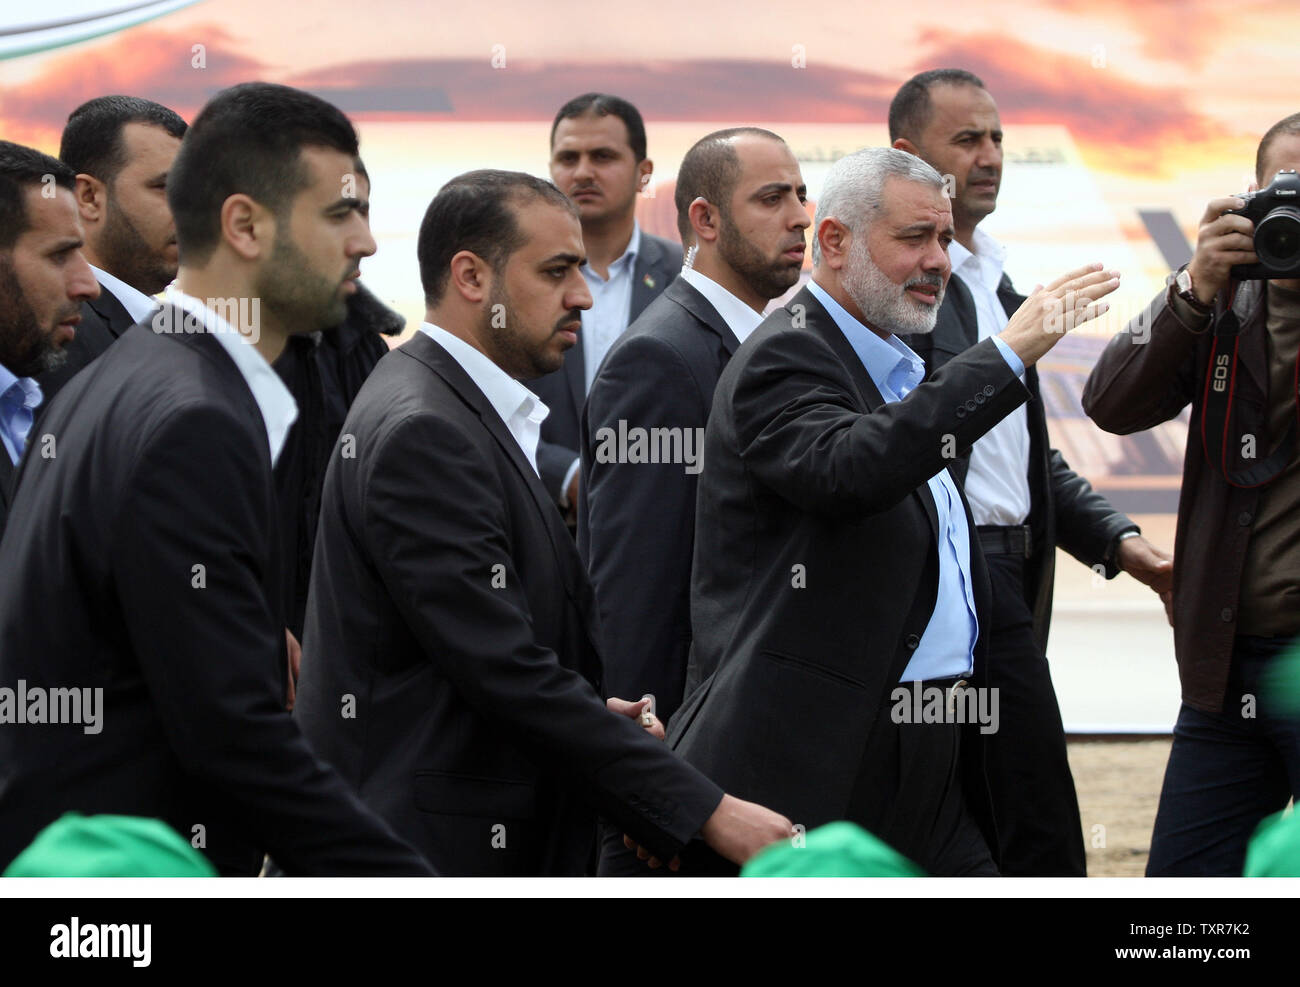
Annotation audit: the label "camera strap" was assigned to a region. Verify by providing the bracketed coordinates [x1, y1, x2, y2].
[1200, 286, 1300, 487]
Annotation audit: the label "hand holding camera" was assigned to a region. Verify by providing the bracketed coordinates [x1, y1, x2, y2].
[1187, 170, 1300, 303]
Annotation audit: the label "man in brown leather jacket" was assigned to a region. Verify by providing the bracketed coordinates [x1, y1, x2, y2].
[1083, 112, 1300, 876]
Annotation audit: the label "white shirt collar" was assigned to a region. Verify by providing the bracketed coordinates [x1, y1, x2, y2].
[163, 286, 299, 466]
[91, 265, 159, 326]
[948, 227, 1006, 291]
[418, 322, 549, 475]
[679, 267, 764, 344]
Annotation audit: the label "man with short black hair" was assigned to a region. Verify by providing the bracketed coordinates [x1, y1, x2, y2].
[0, 83, 433, 875]
[533, 93, 682, 519]
[890, 69, 1171, 876]
[582, 127, 808, 875]
[0, 141, 99, 527]
[296, 168, 793, 876]
[38, 95, 186, 401]
[581, 127, 808, 728]
[1085, 111, 1300, 876]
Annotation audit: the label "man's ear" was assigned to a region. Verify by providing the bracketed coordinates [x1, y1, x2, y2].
[637, 158, 654, 195]
[73, 174, 106, 224]
[448, 250, 490, 304]
[219, 193, 269, 261]
[688, 197, 720, 246]
[816, 217, 852, 271]
[892, 137, 920, 156]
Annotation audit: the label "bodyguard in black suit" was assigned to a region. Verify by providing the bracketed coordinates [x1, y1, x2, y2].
[0, 85, 432, 875]
[37, 96, 187, 403]
[532, 94, 683, 514]
[579, 128, 809, 725]
[890, 70, 1172, 874]
[295, 170, 793, 876]
[669, 148, 1121, 876]
[0, 143, 99, 531]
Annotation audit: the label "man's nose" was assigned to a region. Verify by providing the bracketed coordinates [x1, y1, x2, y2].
[69, 250, 99, 302]
[569, 275, 593, 311]
[976, 137, 1002, 169]
[924, 239, 950, 275]
[351, 221, 378, 260]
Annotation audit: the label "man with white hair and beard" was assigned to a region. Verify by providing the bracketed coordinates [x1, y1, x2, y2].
[667, 147, 1119, 876]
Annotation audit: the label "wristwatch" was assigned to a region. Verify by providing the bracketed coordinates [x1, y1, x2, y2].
[1173, 266, 1214, 315]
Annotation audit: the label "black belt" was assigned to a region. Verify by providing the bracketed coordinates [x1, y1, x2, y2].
[976, 523, 1032, 559]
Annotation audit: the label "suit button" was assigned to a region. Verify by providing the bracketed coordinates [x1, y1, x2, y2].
[983, 384, 995, 397]
[956, 407, 967, 419]
[1238, 511, 1253, 526]
[975, 394, 986, 405]
[1221, 607, 1233, 622]
[905, 633, 920, 650]
[965, 399, 978, 411]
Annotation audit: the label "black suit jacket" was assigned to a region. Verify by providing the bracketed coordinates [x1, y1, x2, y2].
[0, 309, 433, 875]
[899, 272, 1136, 655]
[294, 330, 723, 876]
[531, 231, 683, 501]
[578, 277, 739, 721]
[668, 286, 1028, 838]
[0, 447, 12, 531]
[36, 280, 139, 405]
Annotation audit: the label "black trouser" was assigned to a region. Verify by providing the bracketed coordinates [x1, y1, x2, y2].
[979, 548, 1086, 875]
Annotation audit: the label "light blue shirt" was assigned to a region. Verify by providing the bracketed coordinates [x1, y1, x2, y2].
[806, 280, 1022, 681]
[0, 362, 42, 466]
[580, 222, 641, 393]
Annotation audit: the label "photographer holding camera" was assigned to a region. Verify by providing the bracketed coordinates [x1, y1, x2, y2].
[1083, 113, 1300, 877]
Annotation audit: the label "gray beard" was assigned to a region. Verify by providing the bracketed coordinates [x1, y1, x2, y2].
[842, 238, 943, 335]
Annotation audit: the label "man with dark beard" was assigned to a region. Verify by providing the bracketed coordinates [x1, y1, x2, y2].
[667, 147, 1120, 876]
[0, 84, 434, 875]
[581, 128, 808, 728]
[295, 169, 794, 876]
[0, 142, 99, 527]
[37, 96, 186, 402]
[581, 127, 808, 875]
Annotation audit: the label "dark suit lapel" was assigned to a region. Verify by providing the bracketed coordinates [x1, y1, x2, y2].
[400, 332, 588, 605]
[629, 235, 678, 323]
[0, 446, 13, 512]
[797, 287, 940, 540]
[933, 272, 980, 360]
[563, 332, 585, 415]
[667, 278, 740, 355]
[88, 283, 143, 339]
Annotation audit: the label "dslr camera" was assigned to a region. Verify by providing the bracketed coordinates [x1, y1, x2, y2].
[1228, 170, 1300, 278]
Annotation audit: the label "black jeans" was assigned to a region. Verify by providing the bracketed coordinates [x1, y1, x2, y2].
[1147, 634, 1300, 876]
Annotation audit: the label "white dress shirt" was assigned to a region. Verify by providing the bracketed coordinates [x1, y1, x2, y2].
[948, 229, 1032, 526]
[679, 267, 764, 345]
[91, 265, 159, 325]
[164, 287, 299, 467]
[580, 222, 641, 392]
[419, 322, 549, 476]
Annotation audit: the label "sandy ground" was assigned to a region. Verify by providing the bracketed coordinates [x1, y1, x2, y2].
[1067, 737, 1171, 877]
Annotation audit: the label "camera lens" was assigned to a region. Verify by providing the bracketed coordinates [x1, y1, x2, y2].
[1255, 206, 1300, 269]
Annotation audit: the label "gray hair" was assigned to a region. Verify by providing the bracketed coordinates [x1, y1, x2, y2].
[812, 147, 945, 265]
